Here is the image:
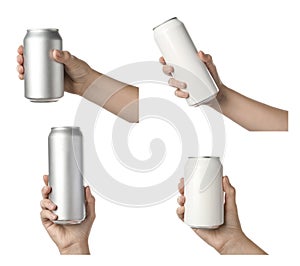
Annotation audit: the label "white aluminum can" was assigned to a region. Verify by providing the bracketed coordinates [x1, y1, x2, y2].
[184, 157, 224, 229]
[153, 17, 219, 106]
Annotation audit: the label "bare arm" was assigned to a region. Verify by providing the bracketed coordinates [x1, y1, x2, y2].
[40, 175, 95, 255]
[17, 46, 139, 123]
[211, 85, 288, 131]
[220, 234, 267, 255]
[177, 176, 267, 255]
[161, 52, 288, 131]
[81, 71, 139, 123]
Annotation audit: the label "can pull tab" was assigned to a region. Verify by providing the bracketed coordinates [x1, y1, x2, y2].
[199, 164, 222, 193]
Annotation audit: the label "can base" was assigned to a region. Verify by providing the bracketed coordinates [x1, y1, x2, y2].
[29, 98, 60, 103]
[54, 218, 85, 225]
[189, 224, 222, 229]
[189, 92, 218, 107]
[186, 220, 224, 229]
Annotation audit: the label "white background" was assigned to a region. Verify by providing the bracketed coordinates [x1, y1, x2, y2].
[0, 0, 299, 265]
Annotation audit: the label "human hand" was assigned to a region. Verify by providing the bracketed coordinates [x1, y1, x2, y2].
[177, 176, 267, 254]
[40, 175, 96, 255]
[159, 51, 226, 103]
[17, 45, 100, 96]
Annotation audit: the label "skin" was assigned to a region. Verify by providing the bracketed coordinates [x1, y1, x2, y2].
[160, 51, 288, 131]
[177, 176, 267, 255]
[40, 175, 95, 255]
[17, 46, 138, 123]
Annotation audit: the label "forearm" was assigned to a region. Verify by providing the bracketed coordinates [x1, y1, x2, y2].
[82, 71, 139, 123]
[219, 234, 267, 255]
[211, 86, 288, 131]
[59, 241, 90, 255]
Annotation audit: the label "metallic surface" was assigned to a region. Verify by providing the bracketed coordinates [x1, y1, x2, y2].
[23, 29, 64, 102]
[48, 127, 86, 224]
[184, 157, 224, 229]
[153, 18, 219, 106]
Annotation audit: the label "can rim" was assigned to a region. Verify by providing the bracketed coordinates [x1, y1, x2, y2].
[153, 17, 178, 31]
[188, 156, 220, 159]
[27, 28, 59, 32]
[51, 126, 80, 130]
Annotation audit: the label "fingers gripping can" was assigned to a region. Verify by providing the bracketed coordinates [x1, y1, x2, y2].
[48, 127, 86, 224]
[153, 18, 219, 106]
[23, 29, 64, 102]
[184, 157, 224, 229]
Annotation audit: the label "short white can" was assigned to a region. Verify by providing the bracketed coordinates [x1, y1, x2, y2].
[184, 157, 224, 229]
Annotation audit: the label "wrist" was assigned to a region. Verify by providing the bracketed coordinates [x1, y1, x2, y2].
[205, 84, 229, 110]
[218, 231, 248, 255]
[216, 84, 229, 106]
[59, 241, 90, 255]
[78, 69, 102, 97]
[218, 232, 266, 255]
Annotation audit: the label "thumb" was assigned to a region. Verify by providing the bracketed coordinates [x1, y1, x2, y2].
[223, 176, 237, 210]
[197, 51, 212, 64]
[52, 49, 73, 66]
[223, 176, 241, 228]
[84, 186, 96, 223]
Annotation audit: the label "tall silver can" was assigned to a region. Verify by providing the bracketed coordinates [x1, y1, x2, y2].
[23, 29, 64, 102]
[48, 127, 86, 224]
[153, 18, 219, 106]
[184, 157, 224, 229]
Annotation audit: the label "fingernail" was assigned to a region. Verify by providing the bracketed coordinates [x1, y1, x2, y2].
[224, 176, 229, 183]
[56, 50, 62, 58]
[180, 82, 187, 89]
[51, 214, 57, 220]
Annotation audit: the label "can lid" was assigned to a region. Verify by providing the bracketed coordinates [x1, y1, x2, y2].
[51, 126, 80, 130]
[188, 156, 220, 159]
[153, 17, 178, 31]
[27, 28, 59, 32]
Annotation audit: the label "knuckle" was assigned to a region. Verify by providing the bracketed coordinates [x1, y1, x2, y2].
[64, 51, 71, 60]
[162, 65, 169, 73]
[229, 186, 236, 195]
[90, 196, 96, 204]
[41, 186, 47, 195]
[207, 54, 212, 61]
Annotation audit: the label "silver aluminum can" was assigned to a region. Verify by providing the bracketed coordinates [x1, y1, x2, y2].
[184, 157, 224, 229]
[23, 29, 64, 102]
[153, 18, 219, 106]
[48, 127, 86, 224]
